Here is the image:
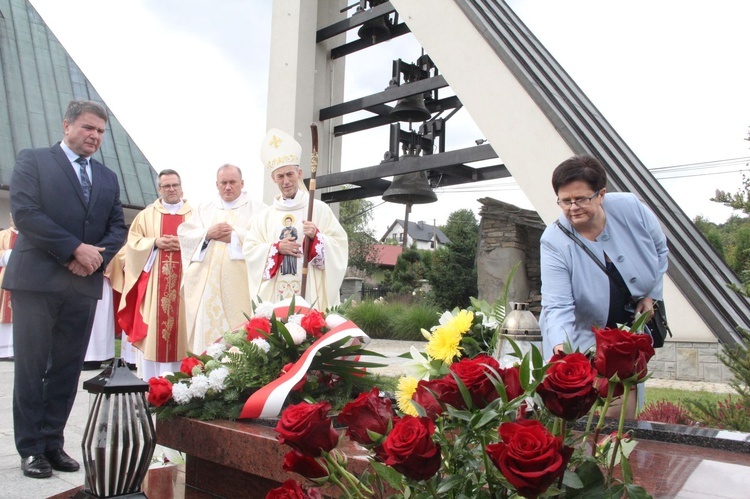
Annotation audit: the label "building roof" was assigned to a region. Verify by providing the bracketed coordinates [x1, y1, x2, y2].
[0, 0, 157, 208]
[370, 244, 402, 267]
[379, 219, 451, 245]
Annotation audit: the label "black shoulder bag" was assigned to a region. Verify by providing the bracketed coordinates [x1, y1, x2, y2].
[554, 221, 672, 347]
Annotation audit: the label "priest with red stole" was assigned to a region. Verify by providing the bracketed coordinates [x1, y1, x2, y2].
[118, 169, 192, 380]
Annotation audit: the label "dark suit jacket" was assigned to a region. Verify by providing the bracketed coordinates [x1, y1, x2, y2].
[3, 143, 127, 299]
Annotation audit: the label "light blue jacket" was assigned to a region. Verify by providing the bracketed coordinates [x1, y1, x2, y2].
[539, 192, 668, 359]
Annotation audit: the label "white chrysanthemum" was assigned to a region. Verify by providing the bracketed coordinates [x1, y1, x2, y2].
[171, 383, 192, 405]
[251, 338, 271, 353]
[208, 367, 230, 391]
[285, 323, 308, 345]
[287, 313, 304, 325]
[254, 302, 275, 319]
[227, 346, 242, 355]
[189, 374, 210, 399]
[220, 355, 232, 364]
[437, 310, 454, 326]
[206, 342, 226, 359]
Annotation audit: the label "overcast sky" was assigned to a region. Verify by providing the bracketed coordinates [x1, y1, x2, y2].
[29, 0, 750, 235]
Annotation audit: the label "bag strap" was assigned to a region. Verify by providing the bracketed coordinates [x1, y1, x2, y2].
[554, 221, 632, 299]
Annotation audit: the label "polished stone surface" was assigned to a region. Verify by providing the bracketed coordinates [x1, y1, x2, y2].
[153, 417, 750, 499]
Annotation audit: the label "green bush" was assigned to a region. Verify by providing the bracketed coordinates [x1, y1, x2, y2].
[345, 300, 440, 341]
[390, 303, 441, 341]
[344, 301, 392, 338]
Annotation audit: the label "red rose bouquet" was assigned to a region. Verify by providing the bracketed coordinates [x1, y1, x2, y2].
[269, 305, 656, 499]
[146, 297, 383, 420]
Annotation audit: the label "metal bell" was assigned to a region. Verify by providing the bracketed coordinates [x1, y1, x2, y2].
[382, 170, 437, 204]
[390, 94, 431, 123]
[357, 15, 391, 44]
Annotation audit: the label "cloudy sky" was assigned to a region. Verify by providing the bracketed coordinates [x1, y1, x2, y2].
[29, 0, 750, 235]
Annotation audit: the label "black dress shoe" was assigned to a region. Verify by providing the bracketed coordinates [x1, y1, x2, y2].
[21, 455, 52, 478]
[44, 448, 80, 472]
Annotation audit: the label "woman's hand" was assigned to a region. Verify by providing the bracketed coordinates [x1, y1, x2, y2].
[635, 297, 655, 321]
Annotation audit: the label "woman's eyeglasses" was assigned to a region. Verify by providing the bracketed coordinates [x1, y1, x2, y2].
[556, 190, 600, 208]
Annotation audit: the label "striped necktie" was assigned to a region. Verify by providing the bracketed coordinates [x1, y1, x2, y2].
[75, 156, 91, 203]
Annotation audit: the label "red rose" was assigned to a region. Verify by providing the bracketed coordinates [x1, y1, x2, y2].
[180, 357, 203, 376]
[282, 450, 329, 479]
[412, 380, 447, 419]
[275, 401, 339, 457]
[382, 415, 441, 481]
[245, 317, 272, 341]
[300, 310, 327, 338]
[265, 479, 322, 499]
[497, 364, 523, 401]
[281, 363, 308, 392]
[486, 419, 574, 499]
[147, 377, 173, 407]
[338, 388, 395, 445]
[595, 376, 624, 399]
[593, 327, 655, 380]
[413, 376, 466, 418]
[449, 354, 502, 408]
[537, 352, 598, 420]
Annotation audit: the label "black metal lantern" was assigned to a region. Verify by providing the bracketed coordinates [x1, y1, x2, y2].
[74, 358, 157, 499]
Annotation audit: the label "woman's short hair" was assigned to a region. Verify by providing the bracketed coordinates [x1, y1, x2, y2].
[551, 155, 607, 194]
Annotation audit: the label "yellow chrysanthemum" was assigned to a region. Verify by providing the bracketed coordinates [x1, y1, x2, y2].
[425, 325, 463, 365]
[395, 376, 420, 416]
[449, 310, 474, 335]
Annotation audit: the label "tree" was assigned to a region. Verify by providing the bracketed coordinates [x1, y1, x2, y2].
[339, 197, 379, 275]
[391, 246, 432, 294]
[429, 209, 479, 309]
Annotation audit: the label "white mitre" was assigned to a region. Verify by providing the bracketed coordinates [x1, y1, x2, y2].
[261, 128, 302, 172]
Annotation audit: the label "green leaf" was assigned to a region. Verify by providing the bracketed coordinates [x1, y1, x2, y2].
[620, 453, 633, 484]
[370, 461, 404, 489]
[623, 483, 653, 499]
[562, 469, 584, 489]
[565, 460, 606, 498]
[436, 475, 464, 494]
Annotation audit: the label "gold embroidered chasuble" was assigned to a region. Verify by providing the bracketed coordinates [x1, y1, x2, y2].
[178, 193, 265, 354]
[118, 199, 192, 362]
[243, 191, 348, 312]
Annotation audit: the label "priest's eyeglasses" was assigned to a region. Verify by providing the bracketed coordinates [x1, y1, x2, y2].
[557, 190, 600, 208]
[159, 183, 181, 190]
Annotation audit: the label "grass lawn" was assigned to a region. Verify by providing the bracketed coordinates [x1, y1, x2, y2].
[645, 386, 731, 408]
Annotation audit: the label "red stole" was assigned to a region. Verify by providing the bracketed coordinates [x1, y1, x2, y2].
[118, 214, 183, 362]
[0, 231, 17, 324]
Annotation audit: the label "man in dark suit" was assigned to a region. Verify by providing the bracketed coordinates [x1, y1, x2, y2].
[4, 100, 127, 479]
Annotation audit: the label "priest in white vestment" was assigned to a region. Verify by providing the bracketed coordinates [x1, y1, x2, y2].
[178, 164, 265, 354]
[118, 170, 193, 380]
[243, 129, 348, 311]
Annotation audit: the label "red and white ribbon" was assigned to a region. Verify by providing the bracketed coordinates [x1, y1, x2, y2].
[239, 299, 370, 419]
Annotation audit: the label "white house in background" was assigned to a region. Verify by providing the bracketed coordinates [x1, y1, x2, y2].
[379, 220, 451, 250]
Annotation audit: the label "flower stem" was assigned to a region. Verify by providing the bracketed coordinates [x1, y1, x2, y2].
[607, 382, 632, 485]
[324, 452, 373, 498]
[480, 433, 497, 497]
[426, 479, 440, 499]
[593, 380, 617, 457]
[556, 419, 567, 490]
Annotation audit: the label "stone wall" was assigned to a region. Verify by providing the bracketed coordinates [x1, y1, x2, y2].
[476, 197, 734, 384]
[650, 341, 734, 383]
[476, 197, 545, 312]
